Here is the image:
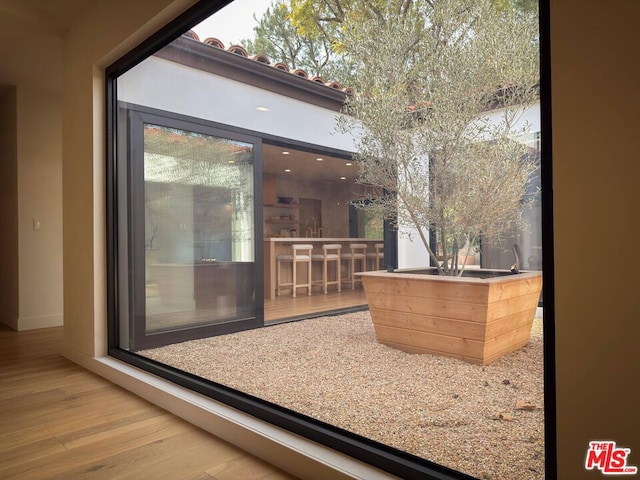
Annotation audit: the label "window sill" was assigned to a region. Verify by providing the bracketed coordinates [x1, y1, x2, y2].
[65, 349, 395, 480]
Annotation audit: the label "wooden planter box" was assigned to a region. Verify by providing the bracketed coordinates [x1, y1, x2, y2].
[358, 268, 542, 365]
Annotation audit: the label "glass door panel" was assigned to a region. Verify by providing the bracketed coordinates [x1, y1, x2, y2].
[125, 110, 262, 350]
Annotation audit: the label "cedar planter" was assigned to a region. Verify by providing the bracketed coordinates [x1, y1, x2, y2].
[358, 268, 542, 365]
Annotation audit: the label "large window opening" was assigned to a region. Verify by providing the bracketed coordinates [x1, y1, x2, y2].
[108, 1, 553, 479]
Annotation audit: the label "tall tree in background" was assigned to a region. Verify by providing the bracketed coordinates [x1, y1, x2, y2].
[288, 0, 537, 37]
[244, 0, 537, 85]
[242, 2, 352, 81]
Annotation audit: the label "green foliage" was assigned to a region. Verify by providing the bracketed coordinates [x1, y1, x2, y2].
[289, 0, 421, 38]
[242, 2, 335, 79]
[244, 0, 537, 86]
[335, 0, 540, 275]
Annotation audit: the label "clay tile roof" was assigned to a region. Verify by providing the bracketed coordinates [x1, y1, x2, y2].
[325, 81, 343, 90]
[251, 54, 271, 64]
[292, 69, 309, 79]
[228, 45, 249, 57]
[203, 37, 225, 49]
[183, 30, 351, 95]
[183, 31, 200, 41]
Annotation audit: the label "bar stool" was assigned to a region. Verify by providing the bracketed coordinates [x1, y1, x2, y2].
[276, 244, 313, 298]
[366, 243, 384, 270]
[311, 244, 342, 294]
[340, 243, 367, 290]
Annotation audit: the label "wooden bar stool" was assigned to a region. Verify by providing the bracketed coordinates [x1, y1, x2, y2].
[366, 243, 384, 270]
[276, 244, 313, 297]
[340, 243, 367, 290]
[311, 244, 341, 294]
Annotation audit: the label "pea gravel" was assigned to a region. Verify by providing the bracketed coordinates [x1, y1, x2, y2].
[140, 311, 545, 480]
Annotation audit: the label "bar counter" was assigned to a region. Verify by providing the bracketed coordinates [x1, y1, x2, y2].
[263, 238, 382, 299]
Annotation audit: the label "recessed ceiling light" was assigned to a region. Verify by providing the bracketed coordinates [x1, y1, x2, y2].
[345, 162, 353, 166]
[316, 157, 324, 161]
[282, 151, 290, 155]
[256, 106, 269, 112]
[285, 169, 291, 173]
[340, 176, 347, 180]
[228, 160, 235, 164]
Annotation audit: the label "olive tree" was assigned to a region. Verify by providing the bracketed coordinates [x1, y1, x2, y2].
[336, 0, 540, 275]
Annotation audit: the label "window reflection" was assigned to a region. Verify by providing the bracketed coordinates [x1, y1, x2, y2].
[143, 125, 255, 332]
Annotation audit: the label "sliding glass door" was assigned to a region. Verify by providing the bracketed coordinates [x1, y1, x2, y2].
[120, 107, 262, 350]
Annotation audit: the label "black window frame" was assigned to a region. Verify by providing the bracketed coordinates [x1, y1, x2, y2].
[105, 1, 557, 478]
[122, 103, 265, 350]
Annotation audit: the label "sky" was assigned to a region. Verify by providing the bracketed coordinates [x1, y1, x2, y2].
[191, 0, 273, 47]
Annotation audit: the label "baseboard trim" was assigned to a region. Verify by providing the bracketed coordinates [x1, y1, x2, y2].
[18, 313, 63, 330]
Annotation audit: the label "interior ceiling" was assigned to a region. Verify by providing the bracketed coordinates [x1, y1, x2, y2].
[0, 0, 98, 34]
[0, 0, 100, 90]
[262, 143, 358, 184]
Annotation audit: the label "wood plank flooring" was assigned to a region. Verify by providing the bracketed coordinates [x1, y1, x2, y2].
[264, 286, 367, 323]
[0, 325, 297, 480]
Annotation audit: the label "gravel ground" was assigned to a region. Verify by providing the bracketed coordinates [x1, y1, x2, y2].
[140, 311, 545, 480]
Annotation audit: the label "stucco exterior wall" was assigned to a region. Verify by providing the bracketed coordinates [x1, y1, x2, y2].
[118, 55, 356, 151]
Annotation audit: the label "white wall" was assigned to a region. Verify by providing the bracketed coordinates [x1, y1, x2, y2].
[398, 102, 541, 269]
[0, 8, 64, 330]
[118, 56, 357, 153]
[484, 102, 541, 135]
[17, 87, 64, 329]
[397, 230, 431, 269]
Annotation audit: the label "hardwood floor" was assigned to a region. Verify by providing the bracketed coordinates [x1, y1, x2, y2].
[0, 325, 297, 480]
[264, 286, 368, 323]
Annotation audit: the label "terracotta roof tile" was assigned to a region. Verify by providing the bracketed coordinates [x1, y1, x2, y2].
[251, 54, 271, 64]
[183, 30, 353, 95]
[228, 44, 249, 57]
[183, 30, 199, 41]
[292, 69, 308, 79]
[203, 37, 225, 49]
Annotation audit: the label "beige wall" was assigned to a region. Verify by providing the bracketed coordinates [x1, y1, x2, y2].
[61, 0, 199, 357]
[550, 0, 640, 476]
[0, 87, 19, 329]
[16, 87, 64, 329]
[0, 10, 64, 330]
